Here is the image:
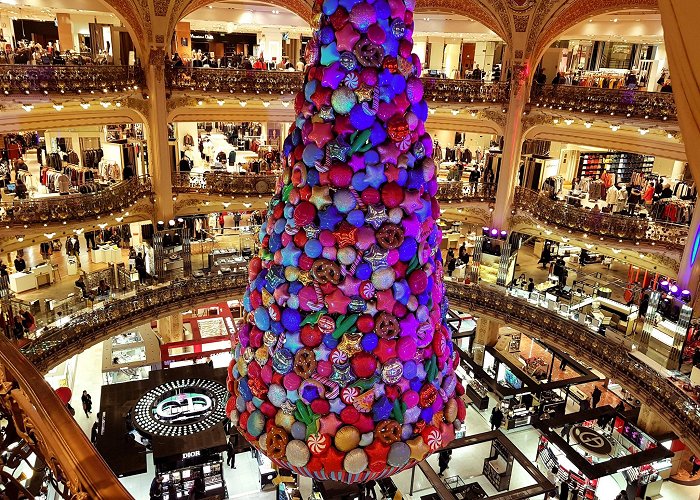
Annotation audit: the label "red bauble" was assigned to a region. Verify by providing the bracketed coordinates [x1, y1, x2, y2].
[351, 351, 378, 378]
[387, 115, 409, 142]
[300, 325, 323, 347]
[381, 182, 404, 208]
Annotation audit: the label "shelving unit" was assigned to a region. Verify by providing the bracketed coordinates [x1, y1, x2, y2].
[482, 440, 513, 492]
[578, 151, 654, 183]
[161, 460, 225, 499]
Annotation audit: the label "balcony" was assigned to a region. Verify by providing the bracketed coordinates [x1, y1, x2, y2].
[530, 84, 677, 122]
[437, 181, 496, 203]
[421, 78, 510, 105]
[513, 187, 688, 250]
[0, 176, 152, 227]
[172, 172, 278, 196]
[166, 67, 303, 96]
[18, 275, 700, 457]
[0, 65, 144, 96]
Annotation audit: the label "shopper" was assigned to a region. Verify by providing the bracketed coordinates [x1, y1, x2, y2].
[149, 475, 164, 500]
[469, 166, 480, 194]
[490, 406, 504, 430]
[97, 279, 111, 299]
[691, 455, 700, 476]
[20, 310, 34, 332]
[135, 253, 149, 284]
[527, 278, 535, 293]
[447, 257, 456, 277]
[559, 479, 570, 500]
[190, 470, 205, 498]
[660, 80, 673, 93]
[546, 466, 558, 487]
[591, 386, 602, 408]
[615, 400, 626, 413]
[538, 244, 552, 269]
[560, 422, 572, 443]
[458, 242, 467, 261]
[579, 397, 591, 412]
[91, 421, 99, 444]
[13, 255, 26, 272]
[364, 480, 378, 499]
[226, 440, 235, 468]
[81, 390, 93, 418]
[75, 275, 95, 301]
[14, 177, 27, 199]
[437, 449, 452, 476]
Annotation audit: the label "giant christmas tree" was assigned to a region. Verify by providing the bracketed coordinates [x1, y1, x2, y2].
[227, 0, 465, 482]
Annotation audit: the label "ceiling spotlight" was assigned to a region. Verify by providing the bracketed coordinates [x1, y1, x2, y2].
[239, 100, 247, 107]
[115, 101, 122, 107]
[100, 101, 111, 108]
[451, 109, 459, 115]
[584, 121, 592, 128]
[638, 128, 649, 135]
[197, 100, 204, 106]
[52, 103, 64, 111]
[44, 232, 56, 239]
[272, 9, 280, 14]
[553, 118, 559, 124]
[217, 99, 225, 106]
[470, 111, 477, 117]
[281, 100, 290, 108]
[564, 118, 574, 125]
[429, 108, 436, 115]
[262, 101, 270, 107]
[21, 104, 33, 112]
[667, 132, 673, 139]
[222, 202, 231, 209]
[610, 124, 619, 131]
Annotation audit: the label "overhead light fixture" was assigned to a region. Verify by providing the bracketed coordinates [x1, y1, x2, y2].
[610, 124, 619, 131]
[197, 100, 204, 106]
[239, 100, 247, 107]
[243, 202, 252, 208]
[584, 121, 592, 128]
[281, 100, 290, 108]
[553, 118, 559, 124]
[222, 202, 231, 208]
[451, 109, 459, 115]
[262, 101, 270, 107]
[428, 108, 436, 115]
[272, 9, 280, 14]
[470, 110, 477, 117]
[217, 99, 225, 106]
[80, 102, 90, 109]
[564, 118, 574, 125]
[115, 101, 122, 107]
[100, 101, 111, 108]
[52, 103, 64, 111]
[44, 232, 56, 239]
[21, 104, 33, 112]
[667, 132, 674, 139]
[638, 128, 649, 135]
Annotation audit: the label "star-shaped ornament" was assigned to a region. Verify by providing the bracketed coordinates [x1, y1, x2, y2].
[335, 23, 361, 52]
[330, 361, 357, 386]
[322, 446, 346, 473]
[322, 62, 346, 89]
[338, 275, 362, 297]
[355, 83, 374, 103]
[364, 163, 387, 189]
[304, 224, 321, 239]
[320, 41, 340, 65]
[365, 439, 390, 473]
[407, 436, 430, 461]
[319, 413, 343, 435]
[310, 185, 333, 210]
[363, 245, 389, 270]
[280, 243, 302, 266]
[326, 288, 352, 314]
[401, 190, 423, 214]
[365, 204, 388, 229]
[326, 139, 352, 163]
[337, 333, 363, 356]
[318, 106, 335, 121]
[334, 222, 358, 247]
[308, 122, 334, 148]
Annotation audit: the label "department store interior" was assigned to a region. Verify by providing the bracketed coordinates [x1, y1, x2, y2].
[0, 1, 699, 500]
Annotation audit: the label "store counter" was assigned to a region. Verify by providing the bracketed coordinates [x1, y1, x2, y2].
[93, 245, 121, 264]
[9, 271, 37, 293]
[32, 263, 53, 287]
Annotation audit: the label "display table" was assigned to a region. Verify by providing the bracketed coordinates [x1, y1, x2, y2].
[9, 271, 37, 293]
[66, 257, 79, 276]
[32, 264, 53, 287]
[93, 245, 121, 264]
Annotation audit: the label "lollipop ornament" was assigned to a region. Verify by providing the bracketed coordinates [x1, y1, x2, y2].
[228, 0, 465, 483]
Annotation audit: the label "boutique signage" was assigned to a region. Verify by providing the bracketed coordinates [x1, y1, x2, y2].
[571, 425, 612, 456]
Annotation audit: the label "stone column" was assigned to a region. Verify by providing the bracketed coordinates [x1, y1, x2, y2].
[144, 47, 173, 222]
[491, 62, 529, 229]
[56, 13, 74, 52]
[658, 2, 700, 181]
[472, 317, 501, 365]
[636, 404, 674, 436]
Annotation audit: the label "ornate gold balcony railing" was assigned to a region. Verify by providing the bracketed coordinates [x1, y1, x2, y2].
[0, 334, 131, 498]
[436, 181, 496, 203]
[172, 172, 278, 196]
[18, 274, 700, 456]
[22, 273, 249, 373]
[0, 64, 144, 95]
[513, 187, 687, 250]
[530, 84, 677, 121]
[0, 176, 152, 226]
[421, 78, 510, 104]
[166, 67, 304, 96]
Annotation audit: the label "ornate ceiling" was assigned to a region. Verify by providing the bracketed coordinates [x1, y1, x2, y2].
[94, 0, 659, 62]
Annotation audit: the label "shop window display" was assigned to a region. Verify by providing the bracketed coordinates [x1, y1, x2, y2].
[228, 0, 462, 483]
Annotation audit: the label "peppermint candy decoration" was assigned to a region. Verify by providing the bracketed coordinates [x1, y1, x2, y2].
[341, 386, 360, 404]
[308, 433, 330, 455]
